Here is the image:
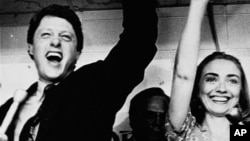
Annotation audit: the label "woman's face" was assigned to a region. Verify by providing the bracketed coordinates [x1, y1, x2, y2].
[199, 59, 242, 116]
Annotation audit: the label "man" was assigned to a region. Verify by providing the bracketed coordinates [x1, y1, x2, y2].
[0, 0, 158, 140]
[128, 87, 169, 141]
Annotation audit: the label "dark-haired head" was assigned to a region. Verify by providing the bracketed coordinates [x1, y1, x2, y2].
[129, 87, 170, 138]
[27, 4, 83, 59]
[129, 87, 169, 117]
[191, 52, 250, 125]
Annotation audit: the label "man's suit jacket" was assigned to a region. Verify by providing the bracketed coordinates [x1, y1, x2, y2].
[0, 0, 158, 140]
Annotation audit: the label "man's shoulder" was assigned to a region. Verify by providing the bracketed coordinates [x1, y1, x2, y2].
[60, 60, 105, 86]
[75, 60, 104, 72]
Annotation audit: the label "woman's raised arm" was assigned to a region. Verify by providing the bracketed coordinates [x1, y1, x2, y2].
[168, 0, 210, 131]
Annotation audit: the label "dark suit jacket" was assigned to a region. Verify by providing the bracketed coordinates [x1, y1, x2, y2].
[0, 0, 158, 140]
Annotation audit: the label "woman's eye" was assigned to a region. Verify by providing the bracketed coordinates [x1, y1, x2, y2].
[227, 79, 239, 85]
[205, 76, 217, 83]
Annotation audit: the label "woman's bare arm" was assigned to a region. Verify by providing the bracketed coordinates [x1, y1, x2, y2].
[168, 0, 209, 131]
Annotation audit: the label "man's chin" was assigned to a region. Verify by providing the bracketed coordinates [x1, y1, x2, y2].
[45, 75, 64, 84]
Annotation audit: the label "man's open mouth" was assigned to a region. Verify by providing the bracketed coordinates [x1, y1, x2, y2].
[46, 52, 63, 63]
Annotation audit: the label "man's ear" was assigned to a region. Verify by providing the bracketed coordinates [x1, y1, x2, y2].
[74, 51, 81, 67]
[76, 51, 81, 60]
[27, 44, 34, 60]
[70, 51, 81, 71]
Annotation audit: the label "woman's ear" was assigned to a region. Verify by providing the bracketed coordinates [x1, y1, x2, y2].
[27, 44, 34, 60]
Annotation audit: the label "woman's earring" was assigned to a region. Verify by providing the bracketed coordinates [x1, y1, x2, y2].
[226, 103, 242, 125]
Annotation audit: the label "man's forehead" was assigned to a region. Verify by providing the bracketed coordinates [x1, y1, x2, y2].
[146, 96, 166, 111]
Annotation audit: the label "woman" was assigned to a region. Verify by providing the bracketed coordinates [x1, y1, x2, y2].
[166, 0, 250, 141]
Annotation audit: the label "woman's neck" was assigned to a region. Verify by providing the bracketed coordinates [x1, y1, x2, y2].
[202, 113, 230, 141]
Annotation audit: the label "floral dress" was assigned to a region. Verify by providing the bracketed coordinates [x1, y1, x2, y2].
[165, 112, 211, 141]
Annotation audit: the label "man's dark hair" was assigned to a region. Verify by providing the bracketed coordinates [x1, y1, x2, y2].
[129, 87, 169, 125]
[27, 4, 83, 52]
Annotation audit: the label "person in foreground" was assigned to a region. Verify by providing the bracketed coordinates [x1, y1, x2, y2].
[0, 0, 158, 140]
[128, 87, 169, 141]
[166, 0, 250, 141]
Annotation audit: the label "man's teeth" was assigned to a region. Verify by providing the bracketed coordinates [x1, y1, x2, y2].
[47, 52, 62, 58]
[46, 52, 62, 62]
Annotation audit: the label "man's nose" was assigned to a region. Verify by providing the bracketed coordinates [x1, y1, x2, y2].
[50, 36, 61, 47]
[155, 113, 163, 125]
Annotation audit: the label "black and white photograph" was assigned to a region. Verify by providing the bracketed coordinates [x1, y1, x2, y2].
[0, 0, 250, 141]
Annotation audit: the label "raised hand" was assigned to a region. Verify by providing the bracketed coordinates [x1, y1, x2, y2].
[0, 89, 27, 135]
[0, 133, 8, 141]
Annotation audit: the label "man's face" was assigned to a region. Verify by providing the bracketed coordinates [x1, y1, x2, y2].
[133, 96, 167, 141]
[28, 16, 80, 84]
[144, 96, 167, 133]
